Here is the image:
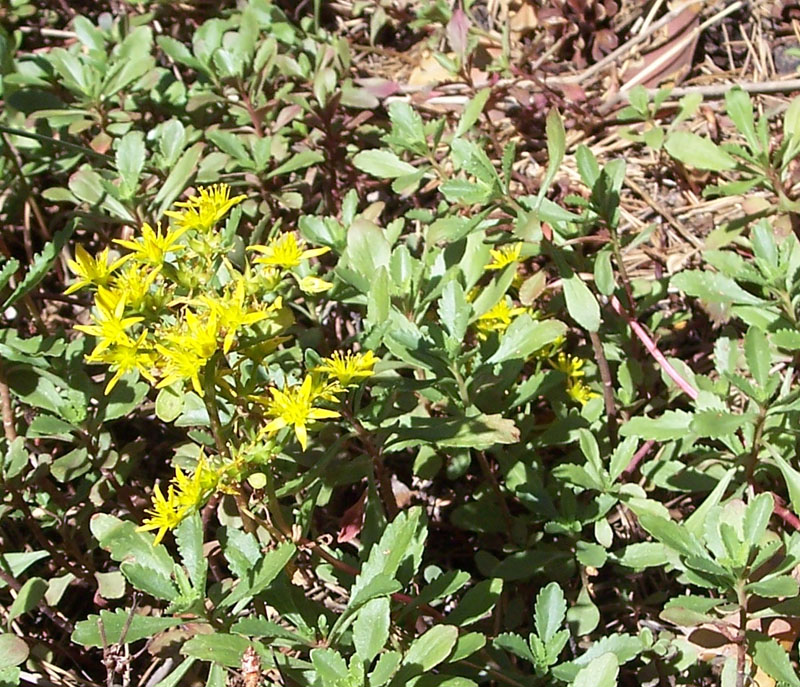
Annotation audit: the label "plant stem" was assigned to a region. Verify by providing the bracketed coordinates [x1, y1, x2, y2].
[0, 359, 18, 442]
[589, 330, 617, 447]
[735, 581, 748, 687]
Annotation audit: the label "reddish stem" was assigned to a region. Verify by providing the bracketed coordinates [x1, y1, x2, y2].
[609, 295, 698, 401]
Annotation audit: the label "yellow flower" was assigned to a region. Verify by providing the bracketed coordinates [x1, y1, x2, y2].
[255, 374, 340, 450]
[485, 243, 523, 271]
[112, 262, 161, 311]
[249, 233, 330, 269]
[189, 280, 275, 354]
[86, 330, 156, 394]
[296, 275, 334, 294]
[114, 222, 186, 267]
[155, 311, 221, 395]
[75, 288, 144, 355]
[551, 353, 586, 378]
[65, 245, 127, 294]
[474, 299, 526, 339]
[164, 184, 247, 233]
[172, 453, 219, 511]
[137, 484, 185, 546]
[566, 379, 598, 406]
[315, 350, 378, 387]
[155, 344, 208, 396]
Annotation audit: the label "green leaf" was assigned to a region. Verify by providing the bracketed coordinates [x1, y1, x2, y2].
[353, 149, 418, 178]
[175, 512, 206, 591]
[487, 316, 567, 364]
[119, 562, 178, 601]
[664, 131, 737, 171]
[154, 142, 205, 219]
[576, 145, 600, 188]
[311, 648, 349, 682]
[594, 249, 615, 296]
[403, 625, 458, 671]
[743, 492, 773, 550]
[620, 410, 692, 440]
[455, 88, 491, 138]
[539, 109, 566, 200]
[4, 226, 76, 308]
[439, 280, 471, 342]
[690, 410, 751, 438]
[181, 633, 255, 667]
[386, 413, 520, 452]
[571, 653, 618, 687]
[768, 448, 800, 517]
[90, 514, 175, 579]
[6, 577, 47, 623]
[725, 88, 760, 152]
[747, 575, 799, 598]
[267, 150, 324, 179]
[345, 219, 391, 285]
[371, 651, 401, 687]
[0, 258, 19, 293]
[0, 552, 48, 589]
[449, 632, 486, 662]
[772, 329, 800, 350]
[116, 131, 145, 197]
[440, 179, 492, 205]
[535, 581, 567, 644]
[220, 542, 296, 607]
[388, 101, 428, 153]
[155, 386, 184, 423]
[71, 608, 186, 648]
[353, 597, 390, 664]
[562, 271, 600, 332]
[446, 578, 502, 626]
[68, 168, 135, 222]
[636, 514, 703, 558]
[745, 326, 770, 388]
[0, 635, 28, 669]
[493, 633, 534, 662]
[749, 632, 800, 687]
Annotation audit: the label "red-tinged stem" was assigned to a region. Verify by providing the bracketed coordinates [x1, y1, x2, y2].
[623, 439, 655, 479]
[774, 501, 800, 530]
[609, 295, 698, 401]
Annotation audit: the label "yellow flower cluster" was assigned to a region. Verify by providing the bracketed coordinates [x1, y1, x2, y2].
[138, 453, 221, 545]
[68, 184, 379, 543]
[66, 184, 334, 395]
[551, 352, 598, 406]
[251, 350, 378, 450]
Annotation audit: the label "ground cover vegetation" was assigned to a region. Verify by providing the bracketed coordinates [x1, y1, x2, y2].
[3, 1, 800, 686]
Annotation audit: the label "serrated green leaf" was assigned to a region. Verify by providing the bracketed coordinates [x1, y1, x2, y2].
[665, 131, 737, 171]
[535, 581, 566, 644]
[749, 632, 800, 687]
[455, 88, 491, 138]
[620, 410, 692, 440]
[72, 609, 186, 648]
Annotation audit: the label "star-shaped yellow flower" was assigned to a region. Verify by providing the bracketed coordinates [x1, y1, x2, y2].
[65, 245, 127, 294]
[255, 374, 340, 450]
[249, 233, 330, 270]
[164, 184, 247, 233]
